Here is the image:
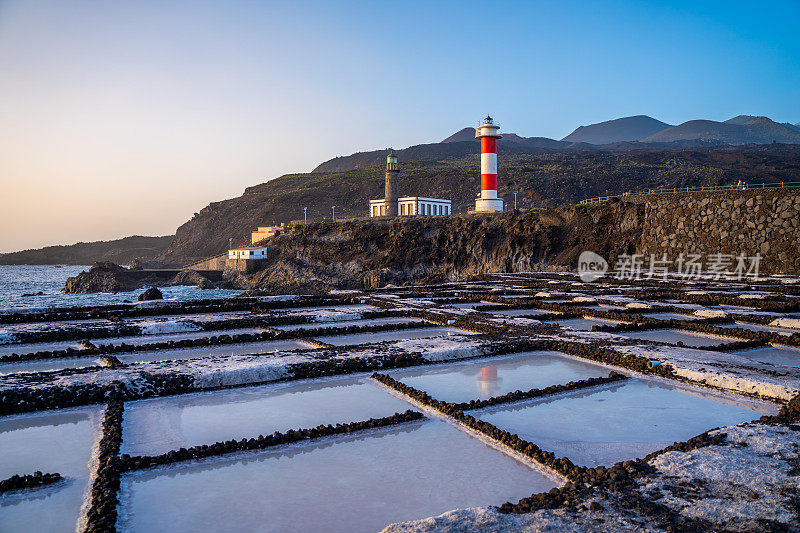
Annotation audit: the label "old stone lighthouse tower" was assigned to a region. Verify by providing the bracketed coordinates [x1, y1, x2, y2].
[384, 150, 399, 216]
[368, 150, 451, 217]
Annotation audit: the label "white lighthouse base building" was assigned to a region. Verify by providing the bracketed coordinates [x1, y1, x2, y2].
[370, 196, 451, 217]
[474, 195, 504, 213]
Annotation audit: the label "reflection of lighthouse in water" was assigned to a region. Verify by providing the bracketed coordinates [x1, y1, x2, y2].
[476, 365, 502, 396]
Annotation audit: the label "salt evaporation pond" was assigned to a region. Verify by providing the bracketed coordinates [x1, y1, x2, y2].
[118, 419, 556, 532]
[275, 304, 376, 316]
[0, 405, 101, 532]
[641, 312, 700, 321]
[122, 375, 416, 456]
[446, 302, 484, 310]
[476, 379, 764, 467]
[318, 327, 469, 347]
[489, 308, 551, 316]
[717, 322, 797, 336]
[388, 351, 608, 403]
[0, 357, 103, 375]
[615, 329, 737, 347]
[273, 317, 423, 331]
[0, 327, 267, 356]
[583, 304, 626, 311]
[732, 345, 800, 368]
[0, 339, 314, 375]
[554, 317, 624, 331]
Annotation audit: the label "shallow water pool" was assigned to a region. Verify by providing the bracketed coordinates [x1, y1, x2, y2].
[0, 405, 102, 532]
[615, 329, 737, 347]
[731, 345, 800, 368]
[273, 317, 422, 331]
[118, 419, 557, 533]
[554, 317, 624, 331]
[489, 308, 551, 317]
[476, 379, 763, 467]
[121, 375, 416, 456]
[641, 312, 700, 321]
[0, 327, 267, 356]
[318, 327, 469, 347]
[0, 339, 314, 375]
[717, 322, 797, 337]
[388, 351, 609, 403]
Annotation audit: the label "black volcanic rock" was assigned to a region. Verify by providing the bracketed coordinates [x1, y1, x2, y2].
[169, 269, 215, 289]
[138, 287, 163, 301]
[63, 263, 138, 293]
[63, 262, 174, 294]
[562, 115, 673, 144]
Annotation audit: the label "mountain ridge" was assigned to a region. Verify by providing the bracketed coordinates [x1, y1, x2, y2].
[644, 117, 800, 144]
[561, 115, 673, 144]
[317, 114, 799, 173]
[0, 235, 174, 265]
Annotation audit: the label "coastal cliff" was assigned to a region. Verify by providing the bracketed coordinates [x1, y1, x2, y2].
[63, 188, 800, 294]
[243, 187, 800, 293]
[156, 146, 800, 265]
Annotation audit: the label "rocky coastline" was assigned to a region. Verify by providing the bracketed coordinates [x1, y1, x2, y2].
[62, 262, 246, 294]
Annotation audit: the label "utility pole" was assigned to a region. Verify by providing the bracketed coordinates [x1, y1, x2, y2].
[332, 206, 336, 222]
[303, 207, 307, 225]
[229, 237, 233, 250]
[513, 191, 518, 210]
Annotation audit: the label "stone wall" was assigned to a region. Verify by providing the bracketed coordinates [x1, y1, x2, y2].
[225, 258, 267, 274]
[184, 253, 227, 271]
[638, 188, 800, 274]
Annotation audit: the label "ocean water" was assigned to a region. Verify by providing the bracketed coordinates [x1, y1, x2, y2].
[0, 265, 242, 310]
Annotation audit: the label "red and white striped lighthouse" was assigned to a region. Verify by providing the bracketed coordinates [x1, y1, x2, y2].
[474, 115, 504, 212]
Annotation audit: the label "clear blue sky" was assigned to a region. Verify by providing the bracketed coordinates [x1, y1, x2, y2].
[1, 0, 798, 251]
